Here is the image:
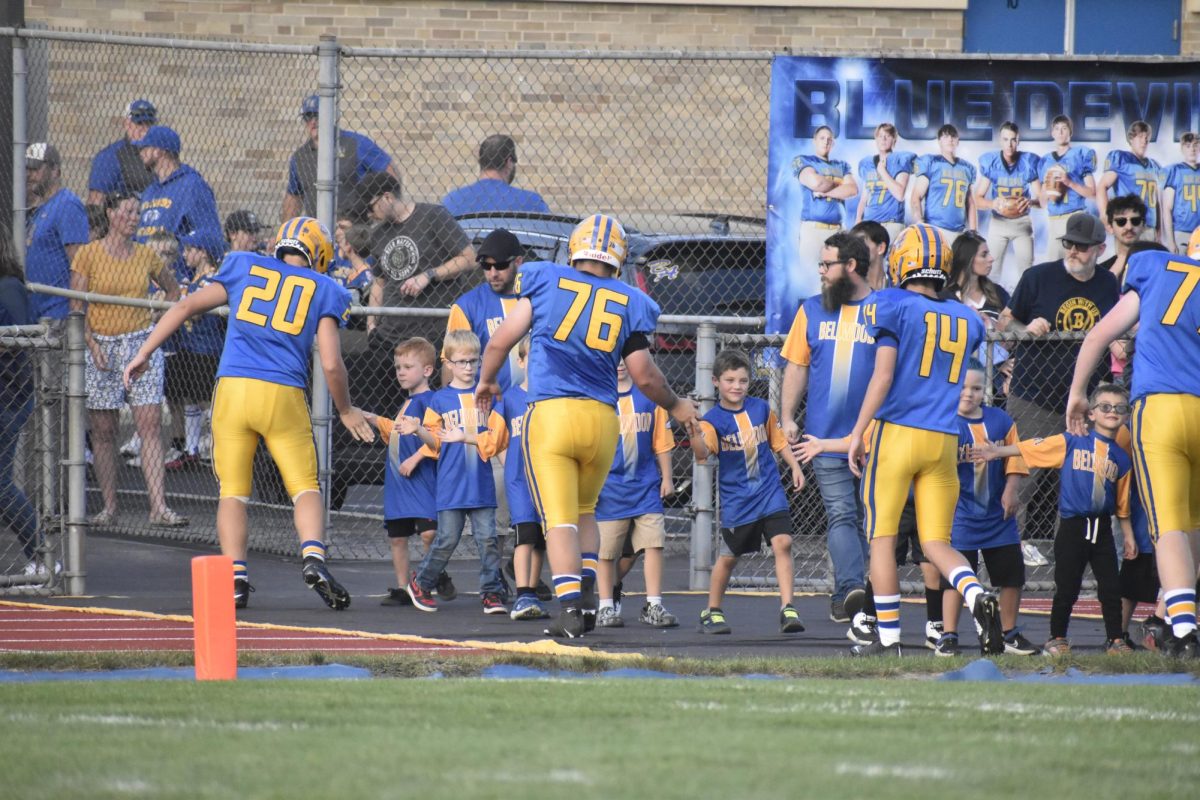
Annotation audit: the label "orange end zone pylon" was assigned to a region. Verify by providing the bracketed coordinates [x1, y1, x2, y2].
[192, 556, 237, 680]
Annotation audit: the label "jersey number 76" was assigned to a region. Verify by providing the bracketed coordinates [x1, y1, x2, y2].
[553, 277, 628, 352]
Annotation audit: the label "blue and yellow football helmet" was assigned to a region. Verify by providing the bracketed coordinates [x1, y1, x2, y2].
[569, 214, 627, 274]
[274, 216, 334, 274]
[889, 223, 952, 290]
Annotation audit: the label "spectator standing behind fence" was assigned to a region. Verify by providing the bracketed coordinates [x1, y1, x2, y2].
[224, 210, 267, 256]
[940, 232, 1012, 392]
[780, 232, 874, 624]
[1160, 132, 1200, 254]
[855, 123, 914, 245]
[1039, 115, 1096, 262]
[24, 143, 89, 322]
[70, 192, 186, 529]
[792, 126, 857, 275]
[1097, 195, 1150, 287]
[441, 134, 550, 217]
[849, 221, 891, 291]
[0, 227, 51, 578]
[974, 122, 1043, 292]
[87, 99, 157, 206]
[283, 94, 398, 221]
[911, 124, 977, 247]
[997, 212, 1119, 561]
[1097, 120, 1163, 243]
[133, 126, 223, 283]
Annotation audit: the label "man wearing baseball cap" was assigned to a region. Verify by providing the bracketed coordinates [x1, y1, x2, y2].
[87, 99, 158, 204]
[224, 210, 266, 255]
[132, 125, 222, 283]
[282, 93, 399, 222]
[998, 210, 1121, 556]
[25, 142, 89, 321]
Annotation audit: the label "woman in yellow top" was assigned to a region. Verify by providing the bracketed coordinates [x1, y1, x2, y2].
[70, 192, 186, 528]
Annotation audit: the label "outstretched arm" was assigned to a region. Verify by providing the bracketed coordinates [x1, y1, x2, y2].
[477, 297, 532, 413]
[624, 346, 699, 437]
[317, 316, 375, 443]
[124, 282, 227, 388]
[1066, 292, 1140, 435]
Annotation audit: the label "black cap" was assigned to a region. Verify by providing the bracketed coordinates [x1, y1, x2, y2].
[476, 229, 523, 263]
[224, 210, 263, 235]
[1061, 212, 1106, 246]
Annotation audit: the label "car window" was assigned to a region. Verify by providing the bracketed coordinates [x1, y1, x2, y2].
[630, 240, 765, 316]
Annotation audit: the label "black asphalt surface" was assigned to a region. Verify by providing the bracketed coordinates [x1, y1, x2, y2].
[30, 532, 1124, 660]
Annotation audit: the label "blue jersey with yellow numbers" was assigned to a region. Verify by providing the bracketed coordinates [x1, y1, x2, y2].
[596, 386, 673, 521]
[857, 152, 916, 224]
[1165, 162, 1200, 234]
[212, 252, 351, 389]
[978, 151, 1040, 205]
[1104, 150, 1162, 229]
[953, 407, 1026, 550]
[914, 155, 976, 232]
[422, 385, 506, 511]
[1017, 431, 1132, 519]
[496, 385, 537, 526]
[381, 390, 436, 521]
[863, 288, 985, 435]
[792, 154, 852, 224]
[518, 261, 660, 406]
[780, 295, 876, 450]
[699, 397, 789, 529]
[1039, 146, 1097, 217]
[447, 284, 521, 391]
[1124, 250, 1200, 401]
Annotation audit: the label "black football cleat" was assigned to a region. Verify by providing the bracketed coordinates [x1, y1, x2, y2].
[302, 557, 351, 610]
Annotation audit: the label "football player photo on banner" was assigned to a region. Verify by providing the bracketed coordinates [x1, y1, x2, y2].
[766, 56, 1200, 335]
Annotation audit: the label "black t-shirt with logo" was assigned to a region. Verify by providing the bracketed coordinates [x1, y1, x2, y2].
[1006, 259, 1119, 410]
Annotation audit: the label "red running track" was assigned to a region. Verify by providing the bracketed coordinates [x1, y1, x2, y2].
[0, 605, 489, 655]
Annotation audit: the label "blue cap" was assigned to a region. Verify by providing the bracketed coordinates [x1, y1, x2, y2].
[125, 99, 157, 124]
[180, 230, 227, 263]
[300, 94, 319, 117]
[133, 125, 181, 155]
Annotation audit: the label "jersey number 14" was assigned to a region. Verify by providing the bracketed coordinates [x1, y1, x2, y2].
[919, 311, 969, 383]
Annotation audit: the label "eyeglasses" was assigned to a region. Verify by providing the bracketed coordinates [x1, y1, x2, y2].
[1113, 216, 1144, 227]
[1061, 240, 1094, 253]
[447, 357, 480, 368]
[1092, 402, 1131, 414]
[479, 259, 513, 272]
[816, 259, 845, 272]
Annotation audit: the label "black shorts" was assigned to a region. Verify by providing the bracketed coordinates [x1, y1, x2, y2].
[165, 351, 219, 403]
[960, 543, 1025, 588]
[1119, 552, 1159, 604]
[514, 521, 546, 550]
[721, 510, 792, 558]
[385, 517, 436, 539]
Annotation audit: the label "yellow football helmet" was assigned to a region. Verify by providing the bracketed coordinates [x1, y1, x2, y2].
[1188, 227, 1200, 260]
[569, 214, 627, 273]
[274, 216, 334, 274]
[889, 224, 952, 290]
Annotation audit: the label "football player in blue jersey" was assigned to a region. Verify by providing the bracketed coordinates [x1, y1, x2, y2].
[854, 122, 914, 245]
[475, 214, 699, 638]
[793, 125, 858, 276]
[1039, 115, 1097, 261]
[1067, 234, 1200, 657]
[845, 223, 1003, 656]
[1161, 132, 1200, 254]
[910, 124, 977, 246]
[1098, 120, 1163, 243]
[124, 217, 376, 611]
[974, 121, 1043, 291]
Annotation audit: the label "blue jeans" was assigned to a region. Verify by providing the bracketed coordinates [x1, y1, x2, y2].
[416, 507, 505, 595]
[812, 455, 868, 602]
[0, 397, 41, 560]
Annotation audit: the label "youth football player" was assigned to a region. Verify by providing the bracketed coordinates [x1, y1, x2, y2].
[910, 125, 977, 246]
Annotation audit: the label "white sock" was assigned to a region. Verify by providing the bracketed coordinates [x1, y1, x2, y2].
[647, 595, 662, 607]
[184, 404, 204, 454]
[598, 599, 614, 611]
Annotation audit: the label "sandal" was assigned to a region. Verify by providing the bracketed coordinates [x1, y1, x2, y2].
[149, 509, 189, 528]
[89, 508, 117, 526]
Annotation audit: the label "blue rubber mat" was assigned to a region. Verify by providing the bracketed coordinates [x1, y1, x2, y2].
[938, 658, 1197, 685]
[0, 664, 372, 682]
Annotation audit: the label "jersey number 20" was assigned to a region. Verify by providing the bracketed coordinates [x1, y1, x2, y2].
[919, 311, 969, 383]
[236, 265, 316, 335]
[553, 277, 628, 352]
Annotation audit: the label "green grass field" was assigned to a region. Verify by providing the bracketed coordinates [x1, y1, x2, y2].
[2, 677, 1198, 799]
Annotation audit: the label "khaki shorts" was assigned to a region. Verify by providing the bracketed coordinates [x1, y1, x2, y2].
[599, 513, 665, 559]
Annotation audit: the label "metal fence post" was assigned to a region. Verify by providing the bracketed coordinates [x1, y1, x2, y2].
[11, 32, 25, 261]
[64, 312, 86, 594]
[689, 322, 717, 590]
[311, 34, 339, 533]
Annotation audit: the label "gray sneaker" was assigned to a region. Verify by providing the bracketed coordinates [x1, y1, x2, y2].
[596, 606, 624, 628]
[639, 602, 679, 628]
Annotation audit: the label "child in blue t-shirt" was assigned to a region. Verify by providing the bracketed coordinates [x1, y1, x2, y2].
[691, 349, 806, 636]
[974, 383, 1135, 656]
[404, 330, 509, 615]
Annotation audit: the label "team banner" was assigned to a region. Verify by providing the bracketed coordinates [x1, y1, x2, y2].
[766, 56, 1200, 334]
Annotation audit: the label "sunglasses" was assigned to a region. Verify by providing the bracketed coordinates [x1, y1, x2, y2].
[479, 259, 513, 272]
[1092, 402, 1131, 414]
[1061, 240, 1095, 253]
[1113, 216, 1144, 227]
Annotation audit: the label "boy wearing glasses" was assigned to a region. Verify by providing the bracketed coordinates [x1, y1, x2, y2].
[973, 384, 1135, 655]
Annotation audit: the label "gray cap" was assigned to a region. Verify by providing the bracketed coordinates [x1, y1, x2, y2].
[1061, 212, 1106, 246]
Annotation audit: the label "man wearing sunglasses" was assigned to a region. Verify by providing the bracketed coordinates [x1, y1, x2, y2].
[444, 228, 525, 391]
[1098, 195, 1150, 283]
[998, 212, 1120, 550]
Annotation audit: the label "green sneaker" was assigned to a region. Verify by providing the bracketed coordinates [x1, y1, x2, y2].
[699, 607, 731, 634]
[779, 603, 806, 633]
